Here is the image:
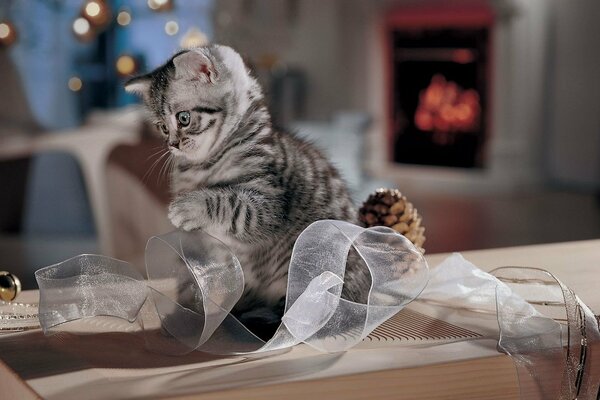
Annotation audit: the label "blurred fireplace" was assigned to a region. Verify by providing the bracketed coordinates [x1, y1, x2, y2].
[385, 2, 494, 169]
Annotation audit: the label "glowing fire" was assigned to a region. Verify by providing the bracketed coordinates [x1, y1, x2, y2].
[414, 74, 481, 135]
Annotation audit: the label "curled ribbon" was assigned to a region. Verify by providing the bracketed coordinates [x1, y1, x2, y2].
[35, 220, 428, 355]
[419, 254, 600, 399]
[33, 220, 600, 398]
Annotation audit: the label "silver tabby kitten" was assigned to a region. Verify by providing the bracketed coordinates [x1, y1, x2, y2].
[125, 45, 368, 339]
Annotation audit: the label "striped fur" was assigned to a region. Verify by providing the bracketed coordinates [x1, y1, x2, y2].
[125, 45, 368, 339]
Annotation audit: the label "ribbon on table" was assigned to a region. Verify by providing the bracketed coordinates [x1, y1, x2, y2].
[34, 220, 600, 399]
[418, 254, 600, 399]
[35, 220, 428, 355]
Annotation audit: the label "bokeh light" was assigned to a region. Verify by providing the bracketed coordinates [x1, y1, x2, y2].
[164, 20, 179, 36]
[68, 77, 83, 92]
[72, 15, 97, 42]
[72, 17, 91, 36]
[84, 1, 101, 18]
[116, 55, 138, 76]
[82, 0, 111, 28]
[116, 10, 132, 26]
[0, 23, 11, 39]
[0, 21, 18, 47]
[148, 0, 173, 12]
[180, 28, 209, 48]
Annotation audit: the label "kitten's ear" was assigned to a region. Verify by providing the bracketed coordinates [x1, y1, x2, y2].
[124, 75, 151, 98]
[173, 50, 217, 84]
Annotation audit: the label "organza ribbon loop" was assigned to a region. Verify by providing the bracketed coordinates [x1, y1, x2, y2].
[281, 271, 343, 342]
[491, 267, 600, 400]
[35, 220, 429, 355]
[418, 255, 599, 400]
[144, 229, 245, 350]
[33, 222, 599, 398]
[35, 254, 147, 334]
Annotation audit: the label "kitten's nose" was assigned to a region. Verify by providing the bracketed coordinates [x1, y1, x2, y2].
[168, 139, 180, 149]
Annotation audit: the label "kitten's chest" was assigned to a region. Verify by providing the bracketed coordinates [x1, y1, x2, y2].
[171, 159, 243, 194]
[171, 166, 221, 193]
[206, 232, 288, 303]
[171, 170, 207, 193]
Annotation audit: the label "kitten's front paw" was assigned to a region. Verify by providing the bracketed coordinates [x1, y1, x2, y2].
[168, 196, 203, 231]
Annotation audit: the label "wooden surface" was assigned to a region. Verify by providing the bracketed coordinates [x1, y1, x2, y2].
[173, 356, 519, 400]
[0, 239, 598, 399]
[0, 358, 40, 400]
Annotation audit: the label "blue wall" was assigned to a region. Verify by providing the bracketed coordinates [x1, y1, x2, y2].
[5, 0, 213, 237]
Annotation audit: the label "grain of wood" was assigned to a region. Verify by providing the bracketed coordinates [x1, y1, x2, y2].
[171, 356, 519, 400]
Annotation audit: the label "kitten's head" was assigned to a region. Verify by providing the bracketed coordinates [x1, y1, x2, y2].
[125, 45, 260, 162]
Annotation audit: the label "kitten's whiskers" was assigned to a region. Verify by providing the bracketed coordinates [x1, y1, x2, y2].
[146, 146, 168, 161]
[143, 149, 170, 183]
[157, 152, 175, 184]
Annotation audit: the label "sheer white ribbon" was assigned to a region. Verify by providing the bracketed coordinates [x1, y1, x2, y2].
[35, 220, 428, 355]
[34, 221, 599, 398]
[419, 254, 600, 399]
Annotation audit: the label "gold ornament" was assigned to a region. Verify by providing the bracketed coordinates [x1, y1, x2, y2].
[0, 271, 22, 302]
[358, 188, 426, 253]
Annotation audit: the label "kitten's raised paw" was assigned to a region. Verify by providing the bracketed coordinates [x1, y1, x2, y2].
[168, 197, 203, 231]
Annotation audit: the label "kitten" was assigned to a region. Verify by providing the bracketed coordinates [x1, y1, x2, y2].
[125, 45, 369, 340]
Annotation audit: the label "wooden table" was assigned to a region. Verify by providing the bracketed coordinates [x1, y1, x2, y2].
[1, 239, 598, 399]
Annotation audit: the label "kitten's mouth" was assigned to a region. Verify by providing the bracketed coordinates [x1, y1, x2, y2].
[169, 144, 197, 161]
[169, 147, 185, 156]
[169, 138, 191, 156]
[167, 144, 185, 156]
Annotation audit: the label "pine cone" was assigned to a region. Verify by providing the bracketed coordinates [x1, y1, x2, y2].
[358, 188, 426, 253]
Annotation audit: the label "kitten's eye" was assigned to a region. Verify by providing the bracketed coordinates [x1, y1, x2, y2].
[177, 111, 191, 127]
[157, 123, 169, 135]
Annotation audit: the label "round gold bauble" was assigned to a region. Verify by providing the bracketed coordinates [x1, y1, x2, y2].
[0, 271, 21, 302]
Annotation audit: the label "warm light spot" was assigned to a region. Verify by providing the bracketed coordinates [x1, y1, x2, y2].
[84, 1, 101, 17]
[180, 27, 209, 48]
[452, 49, 476, 64]
[164, 20, 179, 36]
[0, 21, 19, 47]
[414, 74, 481, 134]
[414, 109, 433, 132]
[455, 104, 471, 121]
[0, 23, 10, 39]
[73, 17, 91, 35]
[68, 77, 83, 92]
[439, 104, 454, 121]
[116, 55, 137, 76]
[116, 10, 131, 26]
[148, 0, 170, 10]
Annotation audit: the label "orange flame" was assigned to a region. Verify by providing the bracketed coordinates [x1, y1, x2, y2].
[414, 74, 481, 134]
